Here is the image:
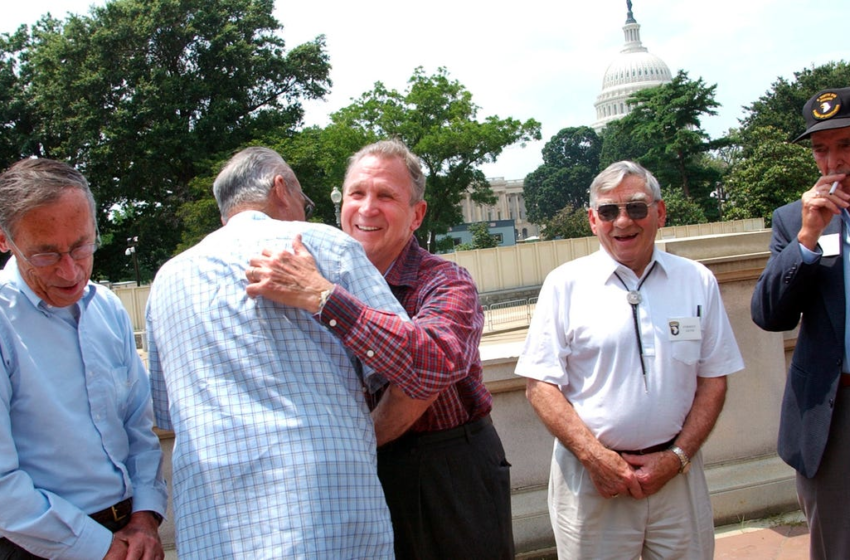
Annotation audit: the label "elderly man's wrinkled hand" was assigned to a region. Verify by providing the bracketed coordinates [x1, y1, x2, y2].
[585, 447, 645, 500]
[246, 234, 334, 313]
[798, 174, 848, 250]
[103, 512, 163, 560]
[621, 450, 680, 497]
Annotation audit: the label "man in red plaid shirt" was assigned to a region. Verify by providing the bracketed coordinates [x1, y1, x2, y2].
[248, 139, 514, 559]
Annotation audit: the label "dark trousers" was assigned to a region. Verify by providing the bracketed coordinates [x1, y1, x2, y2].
[378, 415, 515, 560]
[0, 504, 131, 559]
[797, 386, 850, 560]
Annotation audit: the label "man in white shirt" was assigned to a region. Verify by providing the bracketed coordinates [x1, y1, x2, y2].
[516, 161, 744, 559]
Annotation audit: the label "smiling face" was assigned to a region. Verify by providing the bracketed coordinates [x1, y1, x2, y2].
[341, 154, 427, 273]
[0, 189, 95, 307]
[589, 174, 666, 277]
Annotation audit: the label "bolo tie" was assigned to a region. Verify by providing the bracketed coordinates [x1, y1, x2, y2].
[613, 261, 657, 393]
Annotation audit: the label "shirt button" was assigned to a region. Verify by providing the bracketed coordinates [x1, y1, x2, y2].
[367, 350, 375, 358]
[329, 319, 337, 327]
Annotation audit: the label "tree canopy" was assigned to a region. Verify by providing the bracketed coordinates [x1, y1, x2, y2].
[722, 126, 818, 224]
[540, 205, 592, 240]
[721, 61, 848, 223]
[739, 61, 850, 144]
[455, 221, 500, 251]
[523, 126, 600, 224]
[0, 0, 331, 280]
[602, 70, 724, 213]
[318, 67, 541, 249]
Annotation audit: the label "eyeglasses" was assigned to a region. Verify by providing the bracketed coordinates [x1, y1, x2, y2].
[5, 234, 99, 268]
[301, 192, 315, 220]
[595, 201, 655, 222]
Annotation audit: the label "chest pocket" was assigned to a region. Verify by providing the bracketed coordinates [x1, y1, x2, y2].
[671, 340, 701, 366]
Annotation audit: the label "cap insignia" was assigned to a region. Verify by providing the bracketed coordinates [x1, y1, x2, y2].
[813, 92, 841, 120]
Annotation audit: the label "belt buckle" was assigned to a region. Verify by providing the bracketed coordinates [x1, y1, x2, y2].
[111, 504, 128, 522]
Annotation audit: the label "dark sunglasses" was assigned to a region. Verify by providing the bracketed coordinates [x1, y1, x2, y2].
[596, 201, 654, 222]
[301, 192, 316, 220]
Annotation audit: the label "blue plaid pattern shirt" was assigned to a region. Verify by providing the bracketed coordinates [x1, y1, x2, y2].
[147, 211, 405, 559]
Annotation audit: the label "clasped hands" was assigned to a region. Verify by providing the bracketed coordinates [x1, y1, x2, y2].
[587, 446, 681, 500]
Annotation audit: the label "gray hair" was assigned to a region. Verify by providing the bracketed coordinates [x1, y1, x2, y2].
[213, 147, 299, 219]
[0, 158, 96, 237]
[345, 139, 426, 204]
[589, 161, 662, 207]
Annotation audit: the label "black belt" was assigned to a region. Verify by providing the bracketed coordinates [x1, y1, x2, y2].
[0, 498, 134, 559]
[89, 497, 132, 528]
[614, 437, 675, 456]
[380, 414, 493, 451]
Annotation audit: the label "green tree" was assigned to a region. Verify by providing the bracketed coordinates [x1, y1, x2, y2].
[599, 117, 651, 169]
[602, 71, 725, 207]
[720, 61, 848, 224]
[723, 126, 817, 224]
[740, 61, 850, 143]
[0, 29, 35, 169]
[1, 0, 331, 281]
[660, 185, 708, 226]
[523, 126, 601, 224]
[468, 221, 499, 249]
[318, 67, 541, 250]
[541, 205, 592, 240]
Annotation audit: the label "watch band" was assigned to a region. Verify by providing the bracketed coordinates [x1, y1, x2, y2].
[669, 445, 691, 473]
[316, 284, 335, 316]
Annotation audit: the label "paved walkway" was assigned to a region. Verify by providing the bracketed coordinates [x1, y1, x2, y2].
[715, 511, 809, 559]
[166, 515, 811, 559]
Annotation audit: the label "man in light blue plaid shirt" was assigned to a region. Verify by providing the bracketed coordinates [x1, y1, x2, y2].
[146, 147, 406, 558]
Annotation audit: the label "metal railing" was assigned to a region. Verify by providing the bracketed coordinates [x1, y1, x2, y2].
[483, 297, 537, 332]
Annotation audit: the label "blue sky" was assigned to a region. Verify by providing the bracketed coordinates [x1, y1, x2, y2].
[4, 0, 848, 180]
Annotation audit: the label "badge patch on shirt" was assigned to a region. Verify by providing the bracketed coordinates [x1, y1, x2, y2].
[820, 233, 840, 257]
[668, 317, 701, 341]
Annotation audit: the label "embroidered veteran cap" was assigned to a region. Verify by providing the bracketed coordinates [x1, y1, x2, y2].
[794, 87, 850, 143]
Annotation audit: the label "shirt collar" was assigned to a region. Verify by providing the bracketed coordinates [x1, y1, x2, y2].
[384, 235, 422, 288]
[226, 210, 272, 225]
[1, 255, 94, 312]
[594, 247, 669, 285]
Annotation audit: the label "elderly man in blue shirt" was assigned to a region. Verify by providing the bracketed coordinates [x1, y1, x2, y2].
[0, 158, 167, 560]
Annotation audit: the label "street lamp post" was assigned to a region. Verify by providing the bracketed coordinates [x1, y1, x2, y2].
[125, 236, 141, 287]
[330, 186, 342, 228]
[710, 185, 726, 220]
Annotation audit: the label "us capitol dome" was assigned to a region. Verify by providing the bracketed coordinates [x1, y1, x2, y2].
[593, 1, 672, 132]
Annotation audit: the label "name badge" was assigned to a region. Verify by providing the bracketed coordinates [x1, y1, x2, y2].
[820, 233, 840, 257]
[668, 317, 701, 341]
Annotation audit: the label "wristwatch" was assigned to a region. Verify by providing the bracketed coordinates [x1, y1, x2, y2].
[669, 445, 691, 474]
[315, 285, 335, 315]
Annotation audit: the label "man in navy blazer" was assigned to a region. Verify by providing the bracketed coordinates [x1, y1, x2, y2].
[751, 87, 850, 560]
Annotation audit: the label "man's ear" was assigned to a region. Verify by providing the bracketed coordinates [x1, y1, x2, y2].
[272, 175, 290, 208]
[588, 207, 599, 235]
[410, 200, 427, 232]
[656, 199, 667, 228]
[0, 229, 10, 253]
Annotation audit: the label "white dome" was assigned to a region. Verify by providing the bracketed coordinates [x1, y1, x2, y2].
[593, 6, 672, 131]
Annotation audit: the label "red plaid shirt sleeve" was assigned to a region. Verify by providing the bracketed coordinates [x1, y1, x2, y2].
[318, 238, 491, 431]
